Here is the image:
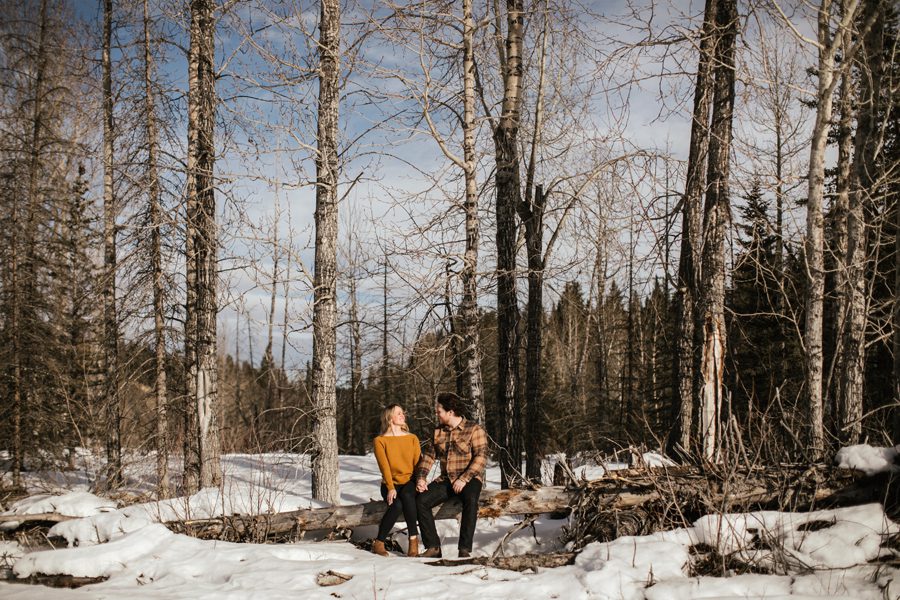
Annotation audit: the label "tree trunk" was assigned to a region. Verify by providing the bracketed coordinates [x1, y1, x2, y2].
[493, 0, 525, 489]
[804, 0, 862, 459]
[459, 0, 485, 426]
[348, 272, 363, 455]
[263, 207, 280, 448]
[696, 0, 737, 462]
[830, 40, 854, 431]
[102, 0, 122, 492]
[184, 0, 221, 492]
[673, 0, 717, 457]
[13, 0, 51, 490]
[311, 0, 341, 505]
[523, 186, 546, 481]
[838, 0, 883, 445]
[521, 13, 548, 483]
[143, 0, 169, 498]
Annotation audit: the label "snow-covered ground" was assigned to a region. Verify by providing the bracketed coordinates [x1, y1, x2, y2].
[0, 445, 898, 599]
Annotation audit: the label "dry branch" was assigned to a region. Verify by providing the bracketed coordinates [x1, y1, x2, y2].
[425, 552, 577, 571]
[0, 513, 76, 524]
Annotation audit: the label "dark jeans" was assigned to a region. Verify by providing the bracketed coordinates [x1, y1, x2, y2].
[377, 481, 418, 541]
[416, 479, 482, 552]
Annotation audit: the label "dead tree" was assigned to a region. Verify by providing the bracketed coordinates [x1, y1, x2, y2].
[101, 0, 122, 491]
[696, 0, 737, 461]
[143, 0, 169, 499]
[492, 0, 526, 489]
[673, 0, 718, 457]
[184, 0, 222, 493]
[310, 0, 342, 505]
[836, 0, 885, 445]
[792, 0, 873, 459]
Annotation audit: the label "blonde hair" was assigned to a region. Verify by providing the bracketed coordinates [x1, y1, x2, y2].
[380, 404, 409, 435]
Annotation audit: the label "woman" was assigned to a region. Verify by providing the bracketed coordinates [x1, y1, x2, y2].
[372, 404, 421, 557]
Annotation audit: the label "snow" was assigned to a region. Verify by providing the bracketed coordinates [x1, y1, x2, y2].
[835, 444, 900, 476]
[1, 450, 898, 599]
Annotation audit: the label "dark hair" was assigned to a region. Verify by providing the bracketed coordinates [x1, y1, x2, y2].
[436, 392, 467, 418]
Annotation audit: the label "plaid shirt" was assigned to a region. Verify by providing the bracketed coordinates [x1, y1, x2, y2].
[415, 418, 488, 485]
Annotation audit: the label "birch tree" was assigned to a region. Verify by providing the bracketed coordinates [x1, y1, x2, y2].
[311, 0, 341, 504]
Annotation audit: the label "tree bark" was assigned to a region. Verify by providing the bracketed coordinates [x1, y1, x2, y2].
[168, 465, 874, 542]
[348, 271, 363, 455]
[838, 0, 883, 445]
[696, 0, 737, 462]
[521, 14, 548, 483]
[12, 0, 51, 491]
[830, 36, 854, 431]
[184, 0, 221, 492]
[311, 0, 342, 505]
[101, 0, 122, 491]
[143, 0, 169, 499]
[804, 0, 863, 459]
[459, 0, 485, 427]
[673, 0, 717, 457]
[493, 0, 525, 489]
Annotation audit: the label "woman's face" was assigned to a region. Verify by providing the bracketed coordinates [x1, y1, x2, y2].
[390, 406, 406, 426]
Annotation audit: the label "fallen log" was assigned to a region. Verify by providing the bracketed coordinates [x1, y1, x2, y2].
[425, 552, 577, 571]
[167, 464, 883, 543]
[169, 485, 577, 542]
[3, 573, 109, 589]
[4, 464, 880, 544]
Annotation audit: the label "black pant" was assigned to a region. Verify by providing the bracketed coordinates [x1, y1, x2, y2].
[416, 479, 482, 552]
[377, 481, 418, 541]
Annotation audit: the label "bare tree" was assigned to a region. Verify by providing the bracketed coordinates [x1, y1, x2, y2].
[696, 0, 738, 461]
[142, 0, 169, 499]
[101, 0, 123, 490]
[492, 0, 526, 489]
[674, 0, 719, 457]
[310, 0, 341, 505]
[184, 0, 222, 492]
[835, 0, 885, 445]
[776, 0, 875, 458]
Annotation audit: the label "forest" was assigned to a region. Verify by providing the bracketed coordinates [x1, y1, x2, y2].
[0, 0, 897, 506]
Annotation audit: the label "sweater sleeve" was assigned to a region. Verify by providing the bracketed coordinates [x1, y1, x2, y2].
[413, 435, 421, 469]
[373, 437, 394, 490]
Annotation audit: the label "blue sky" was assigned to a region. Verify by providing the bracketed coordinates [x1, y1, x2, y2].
[74, 0, 820, 379]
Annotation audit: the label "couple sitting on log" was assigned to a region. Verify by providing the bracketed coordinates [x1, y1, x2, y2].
[372, 392, 488, 559]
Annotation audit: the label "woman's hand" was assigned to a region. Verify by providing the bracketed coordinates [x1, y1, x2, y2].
[386, 489, 397, 505]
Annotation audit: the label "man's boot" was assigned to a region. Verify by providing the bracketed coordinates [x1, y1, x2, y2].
[406, 537, 419, 557]
[420, 546, 442, 558]
[372, 539, 389, 557]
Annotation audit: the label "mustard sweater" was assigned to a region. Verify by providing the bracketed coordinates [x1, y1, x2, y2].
[373, 434, 421, 489]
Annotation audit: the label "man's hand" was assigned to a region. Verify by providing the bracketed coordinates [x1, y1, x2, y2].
[452, 478, 466, 494]
[386, 489, 397, 505]
[416, 478, 428, 493]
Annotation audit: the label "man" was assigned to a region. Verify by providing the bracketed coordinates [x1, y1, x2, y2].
[414, 392, 488, 558]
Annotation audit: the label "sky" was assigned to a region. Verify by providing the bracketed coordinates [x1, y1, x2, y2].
[65, 0, 822, 377]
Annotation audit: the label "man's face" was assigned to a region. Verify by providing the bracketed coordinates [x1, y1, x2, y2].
[436, 403, 454, 426]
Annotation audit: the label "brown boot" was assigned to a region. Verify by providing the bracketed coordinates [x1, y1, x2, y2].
[372, 539, 389, 557]
[406, 537, 419, 557]
[420, 546, 442, 558]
